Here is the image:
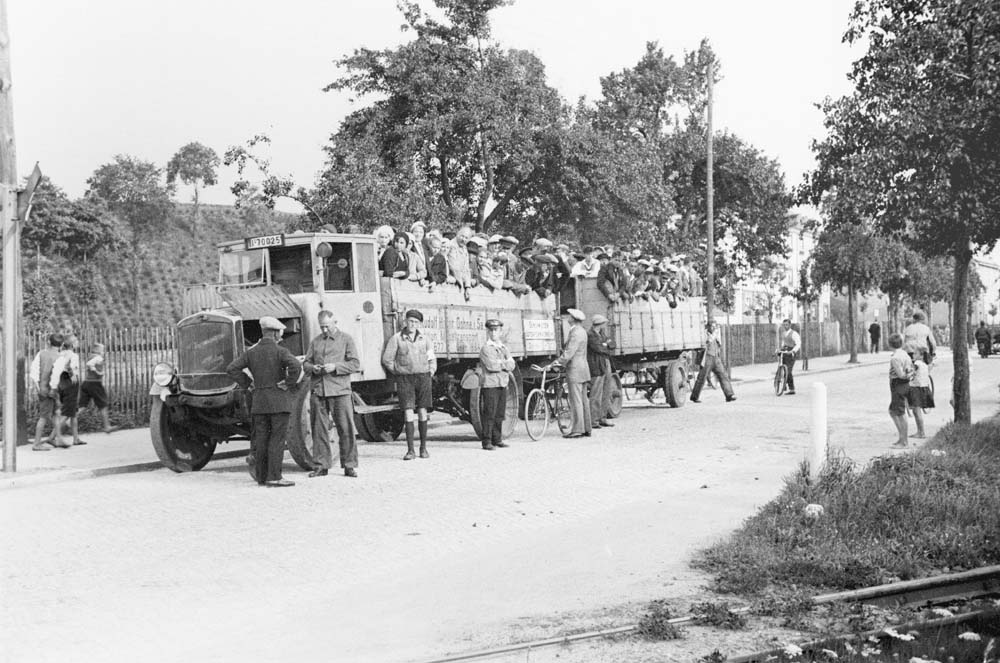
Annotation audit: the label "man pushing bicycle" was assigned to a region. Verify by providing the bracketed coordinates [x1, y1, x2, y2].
[777, 319, 801, 395]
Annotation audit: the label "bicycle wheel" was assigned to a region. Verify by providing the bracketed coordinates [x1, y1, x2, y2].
[524, 388, 550, 441]
[553, 383, 573, 435]
[773, 364, 788, 396]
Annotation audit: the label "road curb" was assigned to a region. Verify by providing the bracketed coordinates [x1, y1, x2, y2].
[0, 449, 249, 490]
[735, 357, 891, 385]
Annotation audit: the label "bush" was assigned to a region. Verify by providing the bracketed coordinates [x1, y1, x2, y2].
[694, 419, 1000, 597]
[636, 600, 684, 641]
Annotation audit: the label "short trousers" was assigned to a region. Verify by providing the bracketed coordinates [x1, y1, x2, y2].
[58, 382, 79, 417]
[889, 378, 910, 416]
[396, 373, 433, 411]
[78, 381, 109, 409]
[906, 385, 934, 410]
[38, 395, 56, 419]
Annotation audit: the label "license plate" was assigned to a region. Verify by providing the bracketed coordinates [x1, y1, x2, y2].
[245, 234, 284, 250]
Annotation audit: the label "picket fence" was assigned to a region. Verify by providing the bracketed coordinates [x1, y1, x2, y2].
[720, 321, 842, 367]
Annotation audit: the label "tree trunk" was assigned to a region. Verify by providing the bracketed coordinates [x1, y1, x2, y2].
[802, 305, 810, 370]
[847, 282, 858, 363]
[951, 241, 972, 424]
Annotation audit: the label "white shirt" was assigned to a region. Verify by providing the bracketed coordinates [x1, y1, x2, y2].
[570, 259, 601, 278]
[50, 350, 80, 390]
[781, 328, 801, 353]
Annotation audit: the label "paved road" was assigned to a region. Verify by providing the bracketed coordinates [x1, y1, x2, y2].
[2, 353, 997, 663]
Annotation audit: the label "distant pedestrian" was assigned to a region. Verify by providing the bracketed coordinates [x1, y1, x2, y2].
[226, 317, 302, 487]
[778, 318, 801, 395]
[868, 320, 881, 354]
[29, 333, 65, 451]
[79, 342, 118, 435]
[477, 319, 516, 450]
[690, 321, 736, 403]
[974, 321, 991, 358]
[303, 310, 361, 478]
[903, 311, 936, 363]
[587, 314, 616, 427]
[907, 349, 934, 439]
[545, 308, 591, 438]
[887, 332, 914, 448]
[382, 309, 436, 460]
[51, 335, 84, 446]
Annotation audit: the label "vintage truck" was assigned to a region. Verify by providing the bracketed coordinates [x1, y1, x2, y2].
[148, 231, 706, 472]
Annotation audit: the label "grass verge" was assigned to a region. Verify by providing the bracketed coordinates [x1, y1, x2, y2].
[693, 417, 1000, 599]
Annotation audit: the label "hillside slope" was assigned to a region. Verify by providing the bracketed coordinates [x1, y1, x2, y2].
[44, 204, 299, 328]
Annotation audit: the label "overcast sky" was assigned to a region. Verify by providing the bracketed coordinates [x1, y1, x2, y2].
[9, 0, 858, 213]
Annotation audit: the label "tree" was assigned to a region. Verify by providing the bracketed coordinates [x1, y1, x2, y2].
[327, 0, 565, 232]
[86, 155, 174, 313]
[811, 222, 890, 363]
[751, 256, 789, 323]
[807, 0, 1000, 423]
[784, 257, 822, 369]
[22, 271, 55, 332]
[21, 177, 124, 260]
[166, 142, 220, 213]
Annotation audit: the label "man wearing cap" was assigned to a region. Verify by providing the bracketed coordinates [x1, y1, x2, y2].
[226, 317, 303, 487]
[446, 226, 475, 300]
[689, 320, 736, 404]
[382, 309, 437, 460]
[467, 235, 487, 286]
[545, 309, 592, 438]
[597, 252, 631, 303]
[303, 310, 361, 478]
[571, 246, 602, 278]
[587, 314, 616, 427]
[525, 253, 560, 299]
[477, 319, 516, 450]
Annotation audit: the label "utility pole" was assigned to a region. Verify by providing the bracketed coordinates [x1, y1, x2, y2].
[704, 49, 715, 324]
[1, 0, 18, 471]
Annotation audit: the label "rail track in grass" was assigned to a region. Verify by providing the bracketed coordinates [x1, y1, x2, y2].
[413, 565, 1000, 663]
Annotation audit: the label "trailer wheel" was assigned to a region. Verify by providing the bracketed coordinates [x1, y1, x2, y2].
[606, 373, 624, 418]
[286, 388, 319, 471]
[364, 411, 405, 442]
[662, 360, 689, 408]
[352, 393, 376, 442]
[470, 379, 521, 441]
[150, 398, 217, 472]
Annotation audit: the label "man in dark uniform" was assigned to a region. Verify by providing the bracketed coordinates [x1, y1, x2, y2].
[303, 310, 361, 478]
[226, 316, 302, 487]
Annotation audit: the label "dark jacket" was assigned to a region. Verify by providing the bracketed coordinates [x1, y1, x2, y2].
[597, 262, 629, 300]
[975, 326, 991, 343]
[587, 327, 616, 377]
[226, 337, 302, 414]
[428, 253, 449, 284]
[379, 246, 409, 278]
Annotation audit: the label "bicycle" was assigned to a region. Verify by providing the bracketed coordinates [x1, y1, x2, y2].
[773, 350, 795, 396]
[524, 363, 572, 440]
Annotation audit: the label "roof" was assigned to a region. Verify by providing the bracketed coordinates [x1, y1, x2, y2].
[219, 285, 300, 320]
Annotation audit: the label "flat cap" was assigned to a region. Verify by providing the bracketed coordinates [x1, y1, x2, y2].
[501, 236, 519, 245]
[259, 316, 285, 331]
[469, 236, 488, 247]
[567, 308, 586, 322]
[489, 234, 503, 244]
[404, 309, 424, 322]
[518, 246, 535, 257]
[534, 238, 553, 248]
[485, 319, 503, 329]
[534, 253, 558, 265]
[592, 314, 608, 325]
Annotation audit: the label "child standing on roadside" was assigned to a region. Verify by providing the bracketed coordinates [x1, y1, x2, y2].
[888, 332, 914, 447]
[79, 342, 117, 435]
[907, 350, 934, 438]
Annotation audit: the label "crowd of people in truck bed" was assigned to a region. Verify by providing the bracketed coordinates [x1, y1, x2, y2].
[373, 222, 704, 305]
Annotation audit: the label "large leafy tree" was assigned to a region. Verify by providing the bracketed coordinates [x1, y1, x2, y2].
[21, 177, 123, 260]
[807, 0, 1000, 423]
[166, 142, 220, 212]
[326, 0, 565, 232]
[86, 155, 174, 313]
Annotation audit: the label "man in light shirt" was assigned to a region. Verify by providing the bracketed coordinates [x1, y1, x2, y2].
[570, 246, 602, 278]
[778, 319, 802, 395]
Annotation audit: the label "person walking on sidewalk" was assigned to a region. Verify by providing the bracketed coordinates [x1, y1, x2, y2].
[887, 332, 914, 448]
[690, 321, 736, 403]
[50, 335, 84, 446]
[79, 343, 118, 435]
[382, 309, 437, 460]
[903, 310, 936, 363]
[778, 318, 801, 395]
[29, 333, 65, 450]
[587, 314, 616, 427]
[226, 317, 302, 487]
[869, 319, 882, 354]
[303, 310, 361, 478]
[477, 319, 516, 450]
[543, 308, 592, 438]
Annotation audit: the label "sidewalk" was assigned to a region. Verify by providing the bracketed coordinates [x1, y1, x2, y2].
[0, 350, 892, 490]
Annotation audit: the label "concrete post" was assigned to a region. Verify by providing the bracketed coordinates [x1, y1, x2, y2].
[809, 382, 828, 479]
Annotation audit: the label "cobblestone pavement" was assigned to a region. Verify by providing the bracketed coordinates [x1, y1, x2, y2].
[2, 353, 996, 663]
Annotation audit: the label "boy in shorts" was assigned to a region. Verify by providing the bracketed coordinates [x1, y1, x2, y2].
[887, 332, 914, 447]
[79, 342, 117, 434]
[381, 309, 437, 460]
[51, 335, 83, 446]
[30, 333, 65, 450]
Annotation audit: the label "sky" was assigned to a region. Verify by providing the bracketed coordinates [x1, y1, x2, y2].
[8, 0, 860, 214]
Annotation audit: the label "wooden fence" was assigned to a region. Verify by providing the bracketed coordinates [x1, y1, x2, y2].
[19, 328, 176, 428]
[721, 321, 841, 367]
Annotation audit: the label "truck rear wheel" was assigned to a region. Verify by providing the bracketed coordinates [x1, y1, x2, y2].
[470, 379, 520, 441]
[606, 373, 624, 418]
[286, 388, 319, 471]
[662, 360, 689, 408]
[150, 398, 217, 472]
[364, 411, 405, 442]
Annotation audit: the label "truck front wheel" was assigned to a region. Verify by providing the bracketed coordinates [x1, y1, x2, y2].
[150, 398, 217, 472]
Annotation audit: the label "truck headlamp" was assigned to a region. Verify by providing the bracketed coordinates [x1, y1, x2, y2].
[153, 363, 176, 387]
